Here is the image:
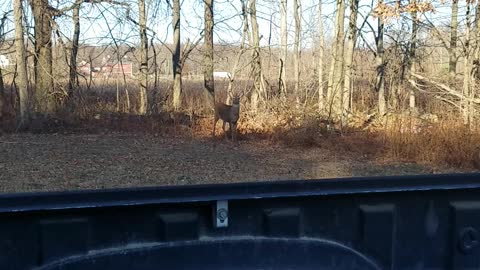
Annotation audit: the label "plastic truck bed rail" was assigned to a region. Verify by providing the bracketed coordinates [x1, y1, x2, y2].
[1, 173, 480, 269]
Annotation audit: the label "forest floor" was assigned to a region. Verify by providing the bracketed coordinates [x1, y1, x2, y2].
[0, 132, 464, 194]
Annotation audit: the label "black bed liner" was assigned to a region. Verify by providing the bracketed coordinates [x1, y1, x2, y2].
[1, 173, 480, 269]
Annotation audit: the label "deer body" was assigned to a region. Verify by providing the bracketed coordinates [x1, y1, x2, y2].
[213, 97, 240, 140]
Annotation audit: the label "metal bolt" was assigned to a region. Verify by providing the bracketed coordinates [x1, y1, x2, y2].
[217, 208, 228, 223]
[215, 200, 228, 228]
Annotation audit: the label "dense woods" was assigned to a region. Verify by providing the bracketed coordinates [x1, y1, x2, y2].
[1, 0, 480, 168]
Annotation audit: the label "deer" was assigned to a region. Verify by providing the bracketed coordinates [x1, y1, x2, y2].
[212, 94, 241, 141]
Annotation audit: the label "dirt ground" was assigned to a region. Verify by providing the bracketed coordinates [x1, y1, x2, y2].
[0, 133, 453, 193]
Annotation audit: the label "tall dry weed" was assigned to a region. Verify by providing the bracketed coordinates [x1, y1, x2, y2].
[383, 115, 480, 168]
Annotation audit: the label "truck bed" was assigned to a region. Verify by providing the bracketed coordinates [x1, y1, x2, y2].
[1, 173, 480, 269]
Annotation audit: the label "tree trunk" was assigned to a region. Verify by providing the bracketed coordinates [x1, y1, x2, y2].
[293, 0, 301, 102]
[474, 1, 480, 80]
[0, 68, 5, 118]
[326, 0, 345, 116]
[0, 19, 6, 115]
[68, 0, 81, 98]
[462, 2, 473, 125]
[449, 0, 458, 77]
[138, 0, 148, 114]
[343, 0, 359, 114]
[30, 0, 55, 114]
[376, 9, 386, 116]
[279, 0, 287, 96]
[317, 0, 324, 112]
[172, 0, 182, 111]
[227, 0, 249, 104]
[0, 68, 4, 101]
[204, 0, 215, 106]
[14, 0, 29, 123]
[249, 0, 265, 111]
[409, 4, 418, 111]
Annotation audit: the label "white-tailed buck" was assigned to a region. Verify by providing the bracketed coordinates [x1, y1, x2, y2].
[213, 95, 240, 140]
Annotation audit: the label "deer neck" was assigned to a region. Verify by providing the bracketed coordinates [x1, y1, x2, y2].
[232, 103, 239, 111]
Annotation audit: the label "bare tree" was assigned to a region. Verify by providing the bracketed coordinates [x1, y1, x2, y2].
[172, 0, 182, 110]
[293, 0, 301, 102]
[227, 0, 249, 104]
[279, 0, 287, 96]
[138, 0, 148, 114]
[474, 1, 480, 80]
[0, 68, 4, 118]
[375, 1, 386, 116]
[14, 0, 29, 123]
[68, 0, 82, 97]
[30, 0, 56, 113]
[326, 0, 346, 116]
[408, 0, 418, 111]
[317, 0, 324, 111]
[0, 11, 8, 117]
[204, 0, 215, 106]
[167, 0, 204, 110]
[249, 0, 265, 111]
[449, 0, 459, 77]
[343, 0, 359, 113]
[462, 1, 474, 124]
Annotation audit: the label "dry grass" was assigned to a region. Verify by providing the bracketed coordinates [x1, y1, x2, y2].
[237, 102, 480, 170]
[1, 79, 480, 172]
[382, 115, 480, 169]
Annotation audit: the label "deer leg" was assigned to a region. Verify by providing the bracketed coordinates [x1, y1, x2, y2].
[222, 121, 227, 138]
[212, 117, 218, 137]
[231, 123, 237, 141]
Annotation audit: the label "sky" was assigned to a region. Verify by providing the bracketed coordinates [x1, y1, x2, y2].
[0, 0, 471, 52]
[0, 0, 352, 48]
[65, 0, 341, 48]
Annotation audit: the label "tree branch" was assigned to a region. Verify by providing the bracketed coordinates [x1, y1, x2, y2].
[52, 0, 129, 16]
[410, 72, 480, 104]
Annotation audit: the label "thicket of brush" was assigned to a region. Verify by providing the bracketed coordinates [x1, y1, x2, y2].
[1, 75, 479, 171]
